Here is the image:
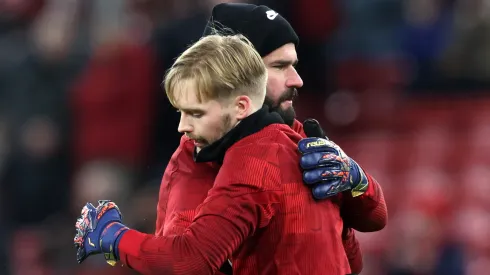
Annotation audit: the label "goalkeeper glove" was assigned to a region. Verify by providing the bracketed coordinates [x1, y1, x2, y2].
[298, 119, 368, 199]
[74, 200, 128, 266]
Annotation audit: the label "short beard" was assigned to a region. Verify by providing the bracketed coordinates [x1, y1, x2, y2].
[263, 88, 298, 126]
[187, 113, 234, 147]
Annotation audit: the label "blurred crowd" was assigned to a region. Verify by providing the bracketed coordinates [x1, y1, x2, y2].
[0, 0, 489, 274]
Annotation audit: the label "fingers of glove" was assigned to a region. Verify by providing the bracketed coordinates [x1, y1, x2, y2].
[77, 208, 97, 232]
[75, 217, 84, 230]
[96, 200, 117, 214]
[74, 228, 85, 247]
[81, 203, 96, 215]
[75, 215, 92, 234]
[96, 201, 122, 221]
[298, 137, 339, 155]
[311, 181, 341, 200]
[303, 168, 346, 185]
[312, 180, 352, 199]
[97, 201, 122, 225]
[97, 200, 115, 208]
[300, 152, 344, 169]
[302, 118, 327, 138]
[76, 246, 88, 264]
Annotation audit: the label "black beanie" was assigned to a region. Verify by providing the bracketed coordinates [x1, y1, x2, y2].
[202, 3, 299, 57]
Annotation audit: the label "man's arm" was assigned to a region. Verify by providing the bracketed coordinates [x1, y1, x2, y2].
[118, 192, 279, 274]
[340, 171, 387, 232]
[297, 125, 388, 232]
[118, 155, 281, 274]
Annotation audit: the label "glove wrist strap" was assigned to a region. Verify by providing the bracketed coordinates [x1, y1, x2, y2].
[100, 222, 129, 266]
[349, 159, 368, 197]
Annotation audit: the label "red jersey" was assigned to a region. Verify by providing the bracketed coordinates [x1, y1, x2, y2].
[118, 119, 386, 274]
[154, 120, 368, 271]
[118, 123, 351, 274]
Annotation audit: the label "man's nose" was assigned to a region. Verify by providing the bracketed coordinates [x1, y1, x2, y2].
[286, 67, 303, 88]
[177, 113, 192, 134]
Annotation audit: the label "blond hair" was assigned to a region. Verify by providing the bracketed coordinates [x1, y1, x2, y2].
[163, 34, 267, 107]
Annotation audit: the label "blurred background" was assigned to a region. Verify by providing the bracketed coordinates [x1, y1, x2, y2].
[0, 0, 488, 274]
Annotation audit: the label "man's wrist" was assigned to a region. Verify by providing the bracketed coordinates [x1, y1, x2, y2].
[100, 222, 129, 264]
[349, 158, 369, 197]
[349, 158, 362, 186]
[113, 226, 128, 260]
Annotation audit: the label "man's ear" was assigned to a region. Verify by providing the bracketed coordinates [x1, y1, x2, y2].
[234, 95, 253, 120]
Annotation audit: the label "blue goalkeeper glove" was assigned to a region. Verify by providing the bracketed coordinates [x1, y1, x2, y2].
[298, 119, 368, 200]
[74, 200, 129, 266]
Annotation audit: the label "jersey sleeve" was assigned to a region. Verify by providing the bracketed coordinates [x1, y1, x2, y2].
[341, 170, 388, 232]
[117, 150, 282, 275]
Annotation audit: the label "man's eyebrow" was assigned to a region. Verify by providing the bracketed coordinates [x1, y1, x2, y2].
[269, 59, 299, 67]
[179, 107, 205, 113]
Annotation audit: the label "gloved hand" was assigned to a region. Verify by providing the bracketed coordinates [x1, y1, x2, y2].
[298, 119, 368, 199]
[74, 200, 129, 266]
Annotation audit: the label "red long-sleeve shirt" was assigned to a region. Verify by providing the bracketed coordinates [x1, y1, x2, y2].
[119, 120, 387, 274]
[118, 124, 352, 274]
[341, 172, 387, 232]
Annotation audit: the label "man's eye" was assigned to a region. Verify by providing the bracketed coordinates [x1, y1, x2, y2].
[191, 113, 203, 118]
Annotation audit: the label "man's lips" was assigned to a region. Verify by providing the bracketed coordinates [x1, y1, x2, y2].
[190, 139, 206, 147]
[281, 100, 293, 108]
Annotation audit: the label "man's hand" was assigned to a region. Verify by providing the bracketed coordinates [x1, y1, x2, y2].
[74, 200, 129, 265]
[298, 119, 368, 200]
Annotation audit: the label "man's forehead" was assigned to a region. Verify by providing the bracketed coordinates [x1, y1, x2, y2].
[263, 43, 298, 63]
[173, 98, 203, 112]
[172, 79, 200, 109]
[172, 81, 222, 112]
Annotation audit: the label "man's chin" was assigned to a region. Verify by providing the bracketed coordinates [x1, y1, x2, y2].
[277, 106, 296, 126]
[192, 141, 209, 153]
[263, 99, 296, 126]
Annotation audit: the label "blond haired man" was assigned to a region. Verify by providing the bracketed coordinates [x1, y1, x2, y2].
[74, 34, 355, 275]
